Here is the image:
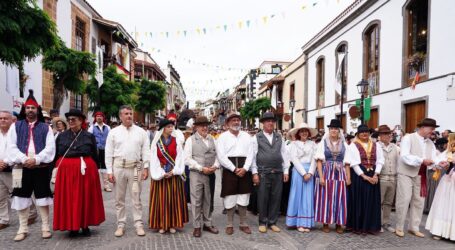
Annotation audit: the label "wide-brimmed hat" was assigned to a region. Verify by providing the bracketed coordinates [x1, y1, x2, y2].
[65, 109, 86, 120]
[159, 118, 175, 130]
[356, 124, 370, 134]
[327, 119, 342, 129]
[42, 111, 50, 119]
[193, 116, 211, 126]
[378, 124, 393, 134]
[288, 123, 318, 139]
[52, 117, 68, 129]
[417, 118, 440, 128]
[259, 112, 276, 123]
[225, 111, 241, 123]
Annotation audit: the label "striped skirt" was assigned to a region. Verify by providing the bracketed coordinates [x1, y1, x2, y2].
[314, 160, 347, 225]
[149, 176, 189, 230]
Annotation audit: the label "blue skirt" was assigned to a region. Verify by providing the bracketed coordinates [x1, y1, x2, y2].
[286, 163, 315, 228]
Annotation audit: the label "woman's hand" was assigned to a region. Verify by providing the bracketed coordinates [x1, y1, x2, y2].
[319, 178, 326, 186]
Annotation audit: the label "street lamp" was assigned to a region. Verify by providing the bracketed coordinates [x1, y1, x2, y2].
[356, 79, 369, 125]
[289, 99, 296, 129]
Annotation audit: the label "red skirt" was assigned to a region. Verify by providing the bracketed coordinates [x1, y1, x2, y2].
[53, 156, 105, 231]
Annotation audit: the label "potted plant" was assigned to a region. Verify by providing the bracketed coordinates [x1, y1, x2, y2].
[407, 52, 426, 71]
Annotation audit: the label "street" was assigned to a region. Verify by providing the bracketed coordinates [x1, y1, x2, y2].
[1, 171, 454, 250]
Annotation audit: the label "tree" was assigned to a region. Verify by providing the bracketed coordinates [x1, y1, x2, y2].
[136, 78, 166, 122]
[0, 0, 58, 66]
[240, 97, 271, 127]
[42, 39, 96, 110]
[86, 65, 139, 119]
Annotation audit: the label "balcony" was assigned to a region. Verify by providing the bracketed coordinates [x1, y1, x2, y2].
[274, 102, 284, 115]
[407, 58, 427, 85]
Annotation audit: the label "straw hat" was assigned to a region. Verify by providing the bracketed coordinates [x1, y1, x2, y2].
[288, 123, 318, 140]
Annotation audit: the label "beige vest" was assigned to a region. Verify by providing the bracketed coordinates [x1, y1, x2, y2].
[380, 142, 399, 177]
[397, 133, 433, 177]
[191, 133, 217, 168]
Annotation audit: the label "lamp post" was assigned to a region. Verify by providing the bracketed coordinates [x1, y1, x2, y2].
[356, 79, 369, 125]
[289, 99, 296, 129]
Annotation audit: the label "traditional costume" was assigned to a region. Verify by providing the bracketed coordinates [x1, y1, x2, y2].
[0, 120, 12, 230]
[7, 90, 55, 241]
[251, 112, 290, 233]
[285, 123, 318, 230]
[53, 109, 105, 234]
[149, 119, 188, 232]
[346, 125, 384, 234]
[105, 119, 150, 236]
[88, 111, 111, 192]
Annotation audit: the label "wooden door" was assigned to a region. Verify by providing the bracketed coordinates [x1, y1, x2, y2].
[316, 117, 324, 130]
[405, 101, 426, 133]
[366, 108, 379, 129]
[336, 113, 347, 131]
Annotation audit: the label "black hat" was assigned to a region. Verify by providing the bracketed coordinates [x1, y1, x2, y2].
[193, 116, 211, 126]
[65, 109, 86, 120]
[435, 138, 448, 146]
[159, 119, 175, 130]
[356, 124, 370, 134]
[327, 119, 342, 128]
[259, 112, 276, 123]
[417, 118, 440, 128]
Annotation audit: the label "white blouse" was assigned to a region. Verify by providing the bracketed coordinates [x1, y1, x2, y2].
[347, 142, 385, 176]
[314, 139, 350, 165]
[216, 130, 254, 172]
[289, 140, 317, 176]
[150, 134, 185, 180]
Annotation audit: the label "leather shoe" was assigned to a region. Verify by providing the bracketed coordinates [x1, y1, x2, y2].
[203, 225, 219, 234]
[259, 225, 267, 233]
[0, 223, 9, 230]
[270, 225, 281, 232]
[408, 230, 425, 238]
[322, 224, 330, 233]
[27, 217, 36, 225]
[114, 227, 125, 237]
[193, 228, 201, 237]
[14, 233, 27, 242]
[239, 226, 252, 234]
[225, 227, 234, 235]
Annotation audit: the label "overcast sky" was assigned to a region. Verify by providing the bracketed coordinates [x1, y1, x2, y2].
[87, 0, 353, 107]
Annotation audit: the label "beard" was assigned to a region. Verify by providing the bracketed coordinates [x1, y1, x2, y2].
[230, 125, 241, 131]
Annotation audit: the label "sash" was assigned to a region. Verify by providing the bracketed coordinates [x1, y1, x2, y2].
[157, 137, 175, 172]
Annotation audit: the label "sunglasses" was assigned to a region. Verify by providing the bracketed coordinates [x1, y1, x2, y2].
[67, 117, 79, 122]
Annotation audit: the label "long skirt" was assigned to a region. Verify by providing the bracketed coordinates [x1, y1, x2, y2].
[424, 169, 443, 213]
[347, 167, 381, 233]
[149, 175, 189, 230]
[314, 160, 347, 225]
[53, 156, 105, 231]
[286, 163, 314, 228]
[280, 164, 293, 216]
[425, 172, 455, 240]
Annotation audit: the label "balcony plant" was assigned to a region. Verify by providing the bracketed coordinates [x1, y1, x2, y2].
[407, 52, 426, 71]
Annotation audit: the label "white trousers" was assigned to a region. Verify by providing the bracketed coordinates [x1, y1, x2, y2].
[113, 167, 143, 228]
[395, 174, 425, 232]
[223, 194, 250, 209]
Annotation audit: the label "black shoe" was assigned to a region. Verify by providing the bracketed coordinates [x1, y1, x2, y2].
[69, 230, 79, 238]
[81, 228, 91, 237]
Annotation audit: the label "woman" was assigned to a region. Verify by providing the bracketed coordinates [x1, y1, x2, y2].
[286, 123, 318, 232]
[53, 109, 105, 237]
[425, 133, 455, 241]
[52, 117, 68, 138]
[314, 119, 350, 234]
[346, 124, 384, 235]
[149, 119, 188, 234]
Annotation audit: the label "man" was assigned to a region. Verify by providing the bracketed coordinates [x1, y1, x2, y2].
[251, 112, 289, 233]
[442, 129, 452, 140]
[216, 112, 254, 235]
[105, 105, 150, 237]
[0, 111, 13, 230]
[7, 90, 55, 241]
[395, 118, 448, 238]
[88, 111, 111, 192]
[184, 116, 220, 237]
[49, 109, 59, 119]
[377, 125, 400, 233]
[147, 123, 157, 144]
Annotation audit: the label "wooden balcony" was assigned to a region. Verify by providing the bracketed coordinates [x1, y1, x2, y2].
[274, 102, 284, 115]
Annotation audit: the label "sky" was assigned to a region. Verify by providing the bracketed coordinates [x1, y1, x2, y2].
[87, 0, 354, 107]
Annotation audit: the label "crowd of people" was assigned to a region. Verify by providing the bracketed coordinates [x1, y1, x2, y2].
[0, 89, 454, 243]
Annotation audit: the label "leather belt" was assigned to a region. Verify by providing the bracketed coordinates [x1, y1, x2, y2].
[228, 157, 246, 168]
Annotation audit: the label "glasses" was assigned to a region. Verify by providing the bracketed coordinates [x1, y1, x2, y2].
[67, 117, 78, 122]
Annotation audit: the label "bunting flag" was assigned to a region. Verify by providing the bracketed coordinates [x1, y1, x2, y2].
[411, 71, 420, 90]
[271, 85, 277, 109]
[95, 46, 104, 87]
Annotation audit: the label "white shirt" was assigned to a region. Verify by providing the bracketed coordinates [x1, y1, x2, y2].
[289, 140, 317, 176]
[104, 124, 151, 174]
[186, 118, 194, 128]
[184, 133, 220, 171]
[0, 131, 10, 165]
[347, 141, 385, 176]
[250, 131, 290, 174]
[7, 122, 55, 165]
[400, 132, 440, 167]
[216, 130, 254, 172]
[174, 128, 185, 144]
[87, 122, 110, 134]
[150, 134, 185, 180]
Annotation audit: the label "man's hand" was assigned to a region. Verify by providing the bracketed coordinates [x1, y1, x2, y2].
[439, 161, 449, 171]
[236, 168, 247, 177]
[202, 167, 213, 175]
[303, 174, 312, 182]
[0, 160, 6, 171]
[24, 158, 36, 168]
[142, 169, 149, 180]
[422, 159, 434, 166]
[252, 174, 260, 186]
[283, 174, 289, 183]
[108, 174, 115, 183]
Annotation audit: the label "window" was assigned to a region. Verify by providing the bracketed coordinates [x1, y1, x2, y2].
[316, 117, 324, 130]
[271, 64, 282, 74]
[75, 18, 85, 51]
[336, 113, 347, 131]
[75, 94, 83, 110]
[316, 57, 325, 108]
[363, 21, 380, 95]
[404, 0, 428, 85]
[91, 37, 96, 54]
[290, 83, 295, 101]
[335, 43, 348, 104]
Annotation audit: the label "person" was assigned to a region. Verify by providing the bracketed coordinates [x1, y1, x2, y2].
[42, 111, 51, 126]
[88, 111, 111, 192]
[250, 112, 289, 233]
[167, 113, 185, 144]
[376, 125, 399, 233]
[147, 123, 157, 144]
[0, 111, 14, 230]
[314, 119, 350, 234]
[51, 117, 67, 138]
[285, 122, 318, 232]
[49, 109, 60, 119]
[7, 90, 55, 241]
[395, 118, 447, 238]
[442, 130, 452, 140]
[184, 116, 219, 237]
[149, 118, 188, 234]
[216, 112, 254, 235]
[425, 133, 455, 240]
[347, 125, 384, 234]
[53, 109, 105, 237]
[105, 105, 150, 237]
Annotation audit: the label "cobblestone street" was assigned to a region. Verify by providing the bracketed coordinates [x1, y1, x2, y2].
[1, 171, 454, 250]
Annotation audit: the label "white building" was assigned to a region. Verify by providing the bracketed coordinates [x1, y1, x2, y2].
[245, 61, 291, 102]
[302, 0, 455, 134]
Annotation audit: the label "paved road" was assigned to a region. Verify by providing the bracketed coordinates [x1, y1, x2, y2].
[1, 171, 454, 250]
